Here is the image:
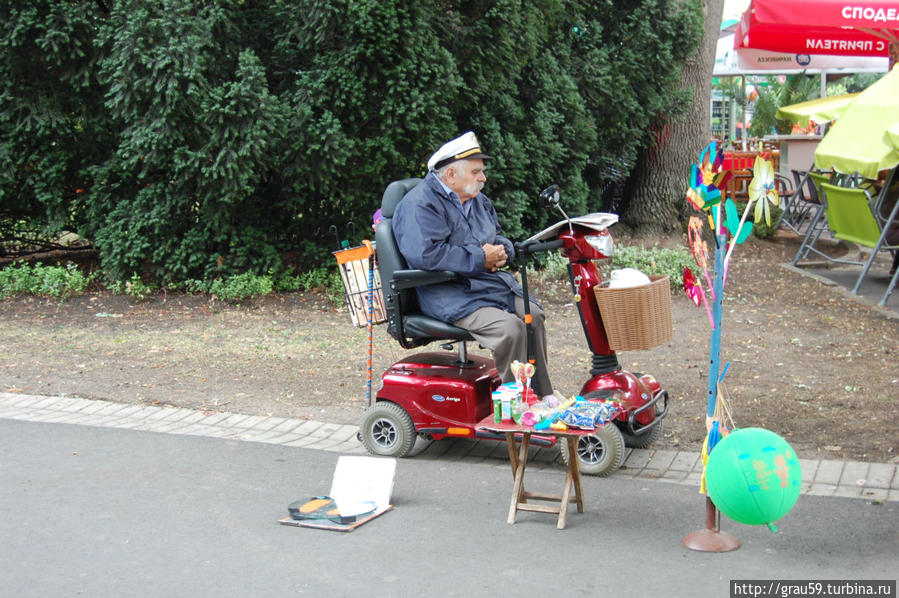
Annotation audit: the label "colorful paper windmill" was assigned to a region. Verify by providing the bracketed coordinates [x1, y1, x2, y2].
[687, 216, 715, 300]
[721, 156, 779, 279]
[748, 158, 779, 227]
[685, 142, 732, 212]
[683, 266, 714, 329]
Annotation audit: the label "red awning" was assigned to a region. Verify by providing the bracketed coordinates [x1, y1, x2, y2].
[753, 0, 899, 29]
[735, 0, 899, 57]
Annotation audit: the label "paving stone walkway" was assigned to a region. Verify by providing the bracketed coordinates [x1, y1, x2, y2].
[2, 392, 895, 502]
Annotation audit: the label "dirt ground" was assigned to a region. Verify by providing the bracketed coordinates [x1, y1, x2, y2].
[1, 231, 897, 463]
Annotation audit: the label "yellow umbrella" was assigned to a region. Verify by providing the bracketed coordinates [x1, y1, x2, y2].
[814, 69, 899, 179]
[885, 123, 899, 152]
[775, 93, 860, 127]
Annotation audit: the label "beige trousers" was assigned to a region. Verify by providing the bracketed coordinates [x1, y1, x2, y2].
[453, 295, 552, 396]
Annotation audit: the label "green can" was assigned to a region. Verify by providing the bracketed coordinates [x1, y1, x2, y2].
[492, 392, 502, 423]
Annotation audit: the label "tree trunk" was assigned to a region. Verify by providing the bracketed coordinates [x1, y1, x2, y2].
[621, 0, 726, 234]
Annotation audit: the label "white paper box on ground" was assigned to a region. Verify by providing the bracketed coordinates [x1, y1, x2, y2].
[329, 456, 396, 516]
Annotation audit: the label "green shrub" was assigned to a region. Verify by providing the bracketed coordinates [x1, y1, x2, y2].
[734, 202, 784, 239]
[534, 243, 693, 292]
[108, 273, 155, 300]
[175, 279, 207, 295]
[277, 265, 341, 291]
[272, 269, 303, 293]
[3, 1, 702, 281]
[611, 245, 694, 291]
[291, 267, 351, 307]
[205, 268, 343, 305]
[541, 252, 571, 282]
[207, 272, 274, 303]
[0, 262, 90, 300]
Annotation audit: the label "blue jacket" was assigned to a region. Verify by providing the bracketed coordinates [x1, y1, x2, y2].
[392, 173, 523, 322]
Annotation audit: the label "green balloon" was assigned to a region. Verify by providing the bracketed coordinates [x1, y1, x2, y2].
[705, 428, 801, 529]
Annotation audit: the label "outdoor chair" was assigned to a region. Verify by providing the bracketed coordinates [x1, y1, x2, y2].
[723, 168, 753, 204]
[791, 171, 834, 265]
[796, 178, 898, 295]
[791, 169, 813, 201]
[776, 168, 820, 234]
[848, 166, 899, 305]
[819, 183, 880, 252]
[374, 179, 476, 355]
[773, 171, 794, 219]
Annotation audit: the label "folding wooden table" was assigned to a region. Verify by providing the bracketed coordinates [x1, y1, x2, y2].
[475, 416, 592, 530]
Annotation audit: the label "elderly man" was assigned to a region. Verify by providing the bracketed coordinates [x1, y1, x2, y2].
[392, 132, 553, 397]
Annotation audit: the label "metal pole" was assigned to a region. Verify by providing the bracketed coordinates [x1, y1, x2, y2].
[365, 247, 375, 408]
[741, 76, 748, 151]
[517, 245, 536, 365]
[706, 233, 727, 418]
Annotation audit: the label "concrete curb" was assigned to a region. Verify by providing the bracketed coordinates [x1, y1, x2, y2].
[2, 392, 896, 501]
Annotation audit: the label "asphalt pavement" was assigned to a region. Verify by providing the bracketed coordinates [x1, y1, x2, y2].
[1, 393, 897, 597]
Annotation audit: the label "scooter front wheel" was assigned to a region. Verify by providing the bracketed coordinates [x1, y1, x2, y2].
[559, 424, 625, 477]
[360, 401, 417, 458]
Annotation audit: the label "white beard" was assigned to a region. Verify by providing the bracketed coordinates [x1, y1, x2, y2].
[464, 181, 484, 197]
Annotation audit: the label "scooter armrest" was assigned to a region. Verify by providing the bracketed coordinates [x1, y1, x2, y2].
[392, 269, 459, 291]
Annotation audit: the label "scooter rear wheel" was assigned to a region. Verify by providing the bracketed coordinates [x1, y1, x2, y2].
[360, 401, 417, 458]
[559, 424, 625, 477]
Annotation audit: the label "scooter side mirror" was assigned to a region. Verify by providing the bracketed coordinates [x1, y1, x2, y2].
[539, 183, 572, 232]
[539, 184, 561, 210]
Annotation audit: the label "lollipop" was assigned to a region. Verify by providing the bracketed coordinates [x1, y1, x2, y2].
[510, 360, 536, 402]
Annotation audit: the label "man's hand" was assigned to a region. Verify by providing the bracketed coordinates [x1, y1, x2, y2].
[482, 243, 507, 272]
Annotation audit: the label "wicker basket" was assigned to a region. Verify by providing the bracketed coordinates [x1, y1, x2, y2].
[593, 274, 673, 351]
[333, 242, 387, 328]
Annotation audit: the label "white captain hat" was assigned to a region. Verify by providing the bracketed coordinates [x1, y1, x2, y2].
[427, 131, 494, 172]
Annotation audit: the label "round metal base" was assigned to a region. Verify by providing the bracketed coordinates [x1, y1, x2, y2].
[682, 528, 741, 552]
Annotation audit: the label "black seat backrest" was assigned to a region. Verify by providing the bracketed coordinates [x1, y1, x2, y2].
[375, 178, 475, 349]
[376, 179, 421, 343]
[792, 169, 821, 204]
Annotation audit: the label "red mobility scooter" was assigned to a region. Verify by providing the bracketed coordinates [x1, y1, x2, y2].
[360, 180, 668, 476]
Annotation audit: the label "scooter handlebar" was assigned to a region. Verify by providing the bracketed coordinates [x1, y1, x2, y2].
[516, 238, 565, 255]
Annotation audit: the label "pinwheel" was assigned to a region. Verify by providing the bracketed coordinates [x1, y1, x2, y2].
[687, 216, 716, 301]
[748, 157, 779, 228]
[686, 163, 719, 212]
[683, 266, 715, 329]
[686, 142, 733, 243]
[722, 157, 778, 281]
[686, 143, 732, 211]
